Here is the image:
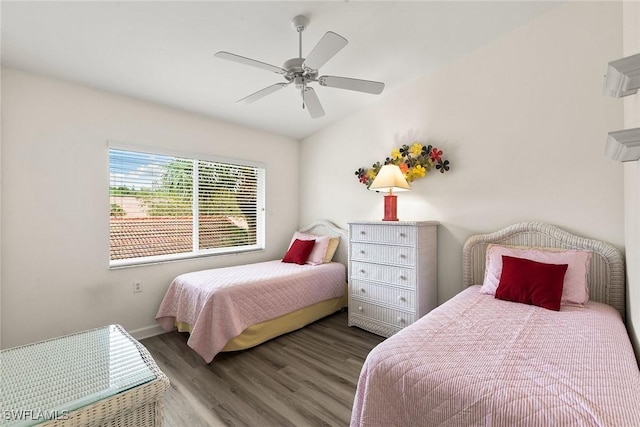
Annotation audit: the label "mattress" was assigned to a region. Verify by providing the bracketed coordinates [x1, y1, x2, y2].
[156, 260, 346, 362]
[351, 286, 640, 426]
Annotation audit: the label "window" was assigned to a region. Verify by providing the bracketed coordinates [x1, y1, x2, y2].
[109, 145, 265, 267]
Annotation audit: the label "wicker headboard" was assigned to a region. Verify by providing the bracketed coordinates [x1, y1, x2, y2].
[299, 220, 348, 269]
[462, 222, 625, 317]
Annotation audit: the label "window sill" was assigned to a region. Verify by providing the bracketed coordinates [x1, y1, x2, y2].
[109, 247, 265, 269]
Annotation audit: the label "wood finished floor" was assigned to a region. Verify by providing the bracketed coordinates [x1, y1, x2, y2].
[141, 311, 385, 427]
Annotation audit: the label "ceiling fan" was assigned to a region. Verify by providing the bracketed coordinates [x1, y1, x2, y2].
[215, 15, 385, 119]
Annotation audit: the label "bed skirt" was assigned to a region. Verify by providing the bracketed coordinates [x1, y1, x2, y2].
[174, 292, 348, 352]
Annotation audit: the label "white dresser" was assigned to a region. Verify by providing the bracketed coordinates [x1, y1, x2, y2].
[348, 220, 438, 337]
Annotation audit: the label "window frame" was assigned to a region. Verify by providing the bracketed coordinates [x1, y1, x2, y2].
[108, 142, 266, 268]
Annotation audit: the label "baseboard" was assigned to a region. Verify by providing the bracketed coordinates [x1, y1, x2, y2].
[129, 324, 168, 341]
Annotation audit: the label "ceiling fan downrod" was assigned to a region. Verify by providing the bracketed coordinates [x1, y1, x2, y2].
[292, 15, 310, 109]
[292, 15, 309, 59]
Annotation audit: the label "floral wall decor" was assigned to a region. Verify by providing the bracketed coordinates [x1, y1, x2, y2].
[355, 142, 451, 188]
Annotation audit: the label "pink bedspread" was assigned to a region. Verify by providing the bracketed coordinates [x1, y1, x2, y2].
[156, 260, 346, 362]
[351, 286, 640, 427]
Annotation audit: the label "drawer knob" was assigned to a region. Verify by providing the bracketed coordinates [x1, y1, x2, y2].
[360, 250, 365, 255]
[360, 269, 366, 274]
[397, 317, 406, 323]
[399, 253, 406, 259]
[360, 230, 366, 235]
[397, 296, 405, 302]
[399, 233, 406, 238]
[399, 275, 406, 280]
[358, 306, 363, 311]
[360, 288, 366, 293]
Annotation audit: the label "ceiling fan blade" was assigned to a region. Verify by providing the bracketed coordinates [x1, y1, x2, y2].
[318, 75, 385, 95]
[215, 51, 286, 75]
[301, 87, 325, 118]
[303, 31, 348, 71]
[238, 83, 289, 104]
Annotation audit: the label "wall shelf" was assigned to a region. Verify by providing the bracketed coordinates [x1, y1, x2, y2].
[604, 53, 640, 98]
[604, 52, 640, 162]
[605, 128, 640, 162]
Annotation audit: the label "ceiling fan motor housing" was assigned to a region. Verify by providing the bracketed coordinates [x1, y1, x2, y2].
[283, 58, 318, 87]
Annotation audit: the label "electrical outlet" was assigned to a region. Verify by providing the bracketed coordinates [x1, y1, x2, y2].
[133, 281, 142, 293]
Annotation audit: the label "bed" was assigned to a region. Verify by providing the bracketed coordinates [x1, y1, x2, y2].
[351, 222, 640, 426]
[155, 220, 348, 363]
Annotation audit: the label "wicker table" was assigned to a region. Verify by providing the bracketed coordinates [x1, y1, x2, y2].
[0, 325, 169, 427]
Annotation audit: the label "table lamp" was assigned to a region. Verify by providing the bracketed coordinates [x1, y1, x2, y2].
[369, 164, 410, 221]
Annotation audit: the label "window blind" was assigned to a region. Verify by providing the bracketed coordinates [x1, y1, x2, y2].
[109, 147, 265, 267]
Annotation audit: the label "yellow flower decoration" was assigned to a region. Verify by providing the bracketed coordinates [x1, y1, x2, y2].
[391, 148, 402, 160]
[367, 169, 377, 180]
[409, 143, 423, 157]
[413, 164, 427, 178]
[405, 171, 415, 182]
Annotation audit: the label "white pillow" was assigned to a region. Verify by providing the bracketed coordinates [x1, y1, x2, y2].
[288, 231, 330, 265]
[480, 244, 592, 306]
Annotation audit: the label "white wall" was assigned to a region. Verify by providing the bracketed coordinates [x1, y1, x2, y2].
[0, 68, 299, 348]
[0, 65, 3, 347]
[622, 1, 640, 358]
[300, 2, 624, 304]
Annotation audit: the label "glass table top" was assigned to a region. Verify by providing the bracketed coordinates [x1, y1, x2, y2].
[0, 325, 156, 426]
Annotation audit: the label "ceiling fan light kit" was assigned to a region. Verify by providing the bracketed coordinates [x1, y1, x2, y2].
[215, 15, 385, 118]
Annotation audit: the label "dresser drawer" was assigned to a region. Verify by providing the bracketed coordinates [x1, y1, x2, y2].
[351, 261, 415, 288]
[350, 279, 415, 310]
[351, 242, 415, 267]
[350, 299, 416, 329]
[350, 224, 416, 245]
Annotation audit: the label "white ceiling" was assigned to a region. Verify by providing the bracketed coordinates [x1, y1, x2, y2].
[1, 1, 560, 140]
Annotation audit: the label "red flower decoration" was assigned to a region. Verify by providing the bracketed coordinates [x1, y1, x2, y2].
[399, 162, 409, 174]
[429, 148, 443, 162]
[359, 174, 368, 184]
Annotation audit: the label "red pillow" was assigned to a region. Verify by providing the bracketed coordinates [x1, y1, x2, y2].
[282, 239, 316, 265]
[495, 255, 568, 311]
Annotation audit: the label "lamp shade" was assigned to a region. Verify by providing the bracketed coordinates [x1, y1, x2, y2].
[369, 164, 411, 192]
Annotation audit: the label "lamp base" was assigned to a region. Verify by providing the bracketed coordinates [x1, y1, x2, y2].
[382, 193, 399, 221]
